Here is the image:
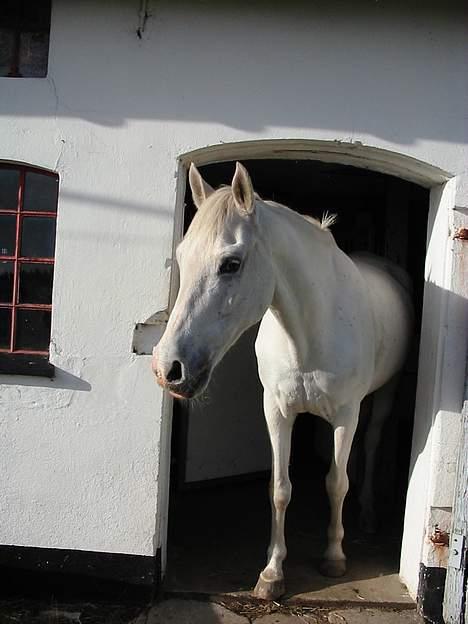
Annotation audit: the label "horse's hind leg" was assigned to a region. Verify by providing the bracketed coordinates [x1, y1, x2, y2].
[254, 392, 295, 600]
[359, 375, 399, 533]
[321, 402, 359, 578]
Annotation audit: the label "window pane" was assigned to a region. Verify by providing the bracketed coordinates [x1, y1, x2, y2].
[0, 169, 20, 211]
[19, 262, 53, 304]
[0, 308, 11, 348]
[23, 172, 58, 212]
[0, 28, 15, 77]
[20, 216, 56, 258]
[22, 0, 52, 32]
[15, 309, 51, 351]
[1, 0, 51, 79]
[0, 214, 17, 256]
[19, 31, 49, 78]
[0, 261, 14, 303]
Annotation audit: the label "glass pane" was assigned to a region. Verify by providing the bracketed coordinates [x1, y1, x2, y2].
[0, 28, 15, 77]
[0, 214, 17, 256]
[19, 31, 49, 77]
[15, 309, 51, 351]
[23, 172, 58, 212]
[22, 0, 52, 32]
[0, 169, 19, 211]
[20, 216, 56, 258]
[0, 261, 14, 303]
[19, 262, 53, 304]
[0, 308, 11, 349]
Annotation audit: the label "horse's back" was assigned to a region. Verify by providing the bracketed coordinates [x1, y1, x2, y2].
[351, 253, 414, 394]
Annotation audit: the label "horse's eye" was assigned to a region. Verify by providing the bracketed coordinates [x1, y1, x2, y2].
[219, 257, 241, 275]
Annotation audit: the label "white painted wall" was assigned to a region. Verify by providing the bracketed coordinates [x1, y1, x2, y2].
[0, 0, 466, 598]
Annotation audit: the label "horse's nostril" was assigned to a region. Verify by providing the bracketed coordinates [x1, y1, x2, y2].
[166, 360, 183, 383]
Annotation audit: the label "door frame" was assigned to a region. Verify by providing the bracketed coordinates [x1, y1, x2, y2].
[155, 139, 466, 603]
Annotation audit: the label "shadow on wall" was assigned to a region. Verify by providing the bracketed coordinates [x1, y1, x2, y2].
[0, 0, 466, 143]
[0, 368, 91, 391]
[58, 189, 173, 247]
[61, 190, 172, 218]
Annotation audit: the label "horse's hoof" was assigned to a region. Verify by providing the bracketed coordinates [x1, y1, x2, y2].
[253, 573, 286, 600]
[319, 559, 347, 578]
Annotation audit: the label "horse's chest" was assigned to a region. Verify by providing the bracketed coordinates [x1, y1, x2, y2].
[276, 372, 334, 422]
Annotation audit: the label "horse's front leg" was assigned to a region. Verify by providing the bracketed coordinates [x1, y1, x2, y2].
[321, 402, 359, 578]
[254, 392, 295, 600]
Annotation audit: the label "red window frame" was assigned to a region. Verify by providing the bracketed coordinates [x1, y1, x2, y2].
[0, 164, 58, 375]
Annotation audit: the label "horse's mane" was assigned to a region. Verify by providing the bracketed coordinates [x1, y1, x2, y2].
[263, 198, 337, 232]
[187, 186, 336, 244]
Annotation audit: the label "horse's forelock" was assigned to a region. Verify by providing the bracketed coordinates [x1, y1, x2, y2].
[186, 187, 241, 246]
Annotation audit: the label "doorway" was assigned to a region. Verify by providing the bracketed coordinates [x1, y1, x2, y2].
[164, 158, 429, 603]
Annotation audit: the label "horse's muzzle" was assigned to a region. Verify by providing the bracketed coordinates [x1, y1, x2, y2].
[156, 372, 210, 400]
[152, 351, 210, 399]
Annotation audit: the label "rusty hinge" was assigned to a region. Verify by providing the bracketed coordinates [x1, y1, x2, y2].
[453, 227, 468, 240]
[430, 527, 450, 547]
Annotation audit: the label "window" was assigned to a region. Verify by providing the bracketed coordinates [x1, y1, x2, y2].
[0, 165, 58, 376]
[0, 0, 52, 78]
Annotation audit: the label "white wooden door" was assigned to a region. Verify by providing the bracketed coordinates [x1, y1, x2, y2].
[443, 396, 468, 624]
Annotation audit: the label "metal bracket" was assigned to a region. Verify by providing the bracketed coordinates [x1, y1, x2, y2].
[448, 533, 465, 569]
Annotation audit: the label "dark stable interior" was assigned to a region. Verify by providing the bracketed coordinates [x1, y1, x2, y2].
[165, 159, 429, 599]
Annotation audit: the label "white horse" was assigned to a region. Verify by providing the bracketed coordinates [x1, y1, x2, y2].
[153, 163, 413, 600]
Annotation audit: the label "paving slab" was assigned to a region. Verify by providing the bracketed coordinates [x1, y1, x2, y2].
[39, 610, 81, 623]
[281, 570, 412, 605]
[327, 608, 422, 623]
[256, 613, 318, 623]
[167, 481, 414, 607]
[142, 599, 248, 624]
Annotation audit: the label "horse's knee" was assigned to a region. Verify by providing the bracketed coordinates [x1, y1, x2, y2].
[273, 481, 291, 511]
[326, 470, 349, 501]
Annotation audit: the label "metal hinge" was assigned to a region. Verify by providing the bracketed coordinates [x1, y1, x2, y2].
[453, 227, 468, 240]
[448, 533, 465, 569]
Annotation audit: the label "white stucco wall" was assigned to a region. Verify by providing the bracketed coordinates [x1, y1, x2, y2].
[0, 0, 467, 597]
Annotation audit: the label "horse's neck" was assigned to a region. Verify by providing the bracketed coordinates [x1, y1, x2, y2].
[257, 201, 340, 361]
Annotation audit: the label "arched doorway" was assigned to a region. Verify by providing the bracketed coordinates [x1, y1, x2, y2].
[157, 140, 459, 603]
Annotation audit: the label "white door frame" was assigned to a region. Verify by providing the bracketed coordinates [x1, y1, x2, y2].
[156, 139, 466, 601]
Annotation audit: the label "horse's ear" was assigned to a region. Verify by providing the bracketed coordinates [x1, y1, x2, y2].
[232, 162, 255, 215]
[189, 163, 214, 210]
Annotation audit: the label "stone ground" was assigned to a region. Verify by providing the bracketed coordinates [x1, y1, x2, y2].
[165, 480, 414, 608]
[0, 597, 424, 624]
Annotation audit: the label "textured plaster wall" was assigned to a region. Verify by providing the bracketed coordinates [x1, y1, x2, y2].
[0, 0, 466, 596]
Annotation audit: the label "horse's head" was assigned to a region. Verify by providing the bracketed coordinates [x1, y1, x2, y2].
[153, 162, 274, 399]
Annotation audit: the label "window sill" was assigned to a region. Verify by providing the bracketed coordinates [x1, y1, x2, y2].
[0, 354, 55, 377]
